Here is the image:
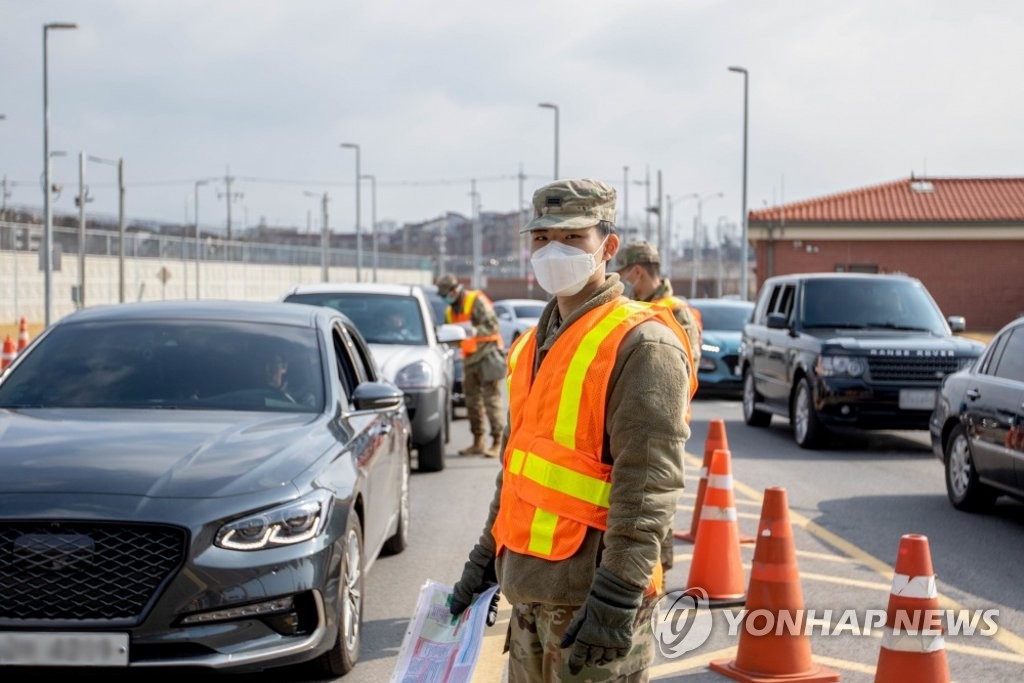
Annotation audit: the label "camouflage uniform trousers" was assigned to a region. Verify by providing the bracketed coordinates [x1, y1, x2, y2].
[463, 357, 505, 439]
[506, 595, 657, 682]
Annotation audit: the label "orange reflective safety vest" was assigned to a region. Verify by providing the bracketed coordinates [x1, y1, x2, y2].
[444, 290, 504, 357]
[492, 298, 695, 593]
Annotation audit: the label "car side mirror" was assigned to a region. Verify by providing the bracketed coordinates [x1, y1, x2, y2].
[947, 315, 966, 333]
[436, 323, 468, 344]
[351, 381, 404, 411]
[766, 313, 790, 330]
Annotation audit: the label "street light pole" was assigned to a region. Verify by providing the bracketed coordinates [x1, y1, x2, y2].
[340, 143, 361, 282]
[729, 65, 750, 300]
[194, 180, 208, 299]
[42, 21, 77, 327]
[665, 192, 698, 281]
[692, 192, 724, 298]
[360, 174, 378, 282]
[117, 158, 126, 302]
[304, 190, 330, 282]
[538, 103, 559, 179]
[76, 151, 87, 308]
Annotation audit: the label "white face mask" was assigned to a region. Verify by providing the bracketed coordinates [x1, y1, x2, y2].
[530, 238, 608, 297]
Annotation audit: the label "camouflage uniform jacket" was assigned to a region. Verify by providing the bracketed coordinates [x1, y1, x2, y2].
[647, 278, 702, 367]
[475, 274, 691, 603]
[454, 291, 503, 368]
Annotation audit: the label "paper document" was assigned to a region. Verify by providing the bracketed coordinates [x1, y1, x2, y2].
[390, 580, 499, 683]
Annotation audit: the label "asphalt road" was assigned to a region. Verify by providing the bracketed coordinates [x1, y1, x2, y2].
[15, 396, 1023, 681]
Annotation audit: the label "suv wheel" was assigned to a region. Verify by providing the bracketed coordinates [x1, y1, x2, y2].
[792, 377, 824, 449]
[742, 369, 771, 427]
[945, 424, 997, 511]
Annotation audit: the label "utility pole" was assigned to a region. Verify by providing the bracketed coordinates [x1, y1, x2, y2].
[76, 152, 88, 308]
[644, 166, 651, 242]
[321, 192, 330, 282]
[218, 165, 243, 241]
[470, 179, 481, 289]
[517, 164, 527, 278]
[117, 158, 126, 303]
[622, 166, 629, 237]
[656, 170, 663, 257]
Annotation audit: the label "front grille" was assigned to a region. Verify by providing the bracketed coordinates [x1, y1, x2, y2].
[0, 521, 186, 624]
[867, 356, 959, 383]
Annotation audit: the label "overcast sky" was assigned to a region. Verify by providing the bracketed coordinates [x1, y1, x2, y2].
[3, 0, 1022, 243]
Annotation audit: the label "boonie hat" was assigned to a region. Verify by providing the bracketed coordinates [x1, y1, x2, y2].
[435, 273, 459, 296]
[522, 178, 617, 232]
[616, 240, 660, 270]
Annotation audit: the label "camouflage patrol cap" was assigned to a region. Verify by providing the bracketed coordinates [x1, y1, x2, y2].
[522, 178, 617, 232]
[434, 273, 460, 296]
[616, 240, 660, 269]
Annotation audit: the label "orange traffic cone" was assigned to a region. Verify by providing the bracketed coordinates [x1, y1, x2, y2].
[676, 420, 754, 544]
[874, 534, 949, 682]
[16, 317, 30, 352]
[1, 336, 15, 370]
[676, 419, 728, 543]
[710, 487, 840, 682]
[684, 448, 746, 607]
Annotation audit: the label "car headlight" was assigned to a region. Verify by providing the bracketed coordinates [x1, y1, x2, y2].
[816, 355, 865, 377]
[216, 491, 333, 551]
[394, 360, 434, 390]
[701, 343, 721, 354]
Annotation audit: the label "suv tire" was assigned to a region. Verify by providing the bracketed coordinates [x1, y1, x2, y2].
[742, 369, 772, 427]
[792, 377, 825, 449]
[945, 424, 997, 511]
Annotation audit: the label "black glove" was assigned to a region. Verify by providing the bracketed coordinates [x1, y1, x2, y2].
[560, 567, 645, 675]
[449, 544, 497, 616]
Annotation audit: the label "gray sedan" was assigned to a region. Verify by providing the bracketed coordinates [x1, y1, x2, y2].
[0, 301, 411, 676]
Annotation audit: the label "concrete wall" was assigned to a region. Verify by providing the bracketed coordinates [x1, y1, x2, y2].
[1, 249, 432, 332]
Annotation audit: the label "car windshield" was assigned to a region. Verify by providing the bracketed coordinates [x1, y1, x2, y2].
[513, 303, 545, 319]
[0, 320, 324, 412]
[286, 292, 428, 345]
[800, 279, 947, 334]
[693, 304, 753, 331]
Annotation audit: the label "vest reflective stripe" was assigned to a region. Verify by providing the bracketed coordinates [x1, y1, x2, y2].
[445, 290, 504, 357]
[554, 301, 652, 449]
[509, 448, 612, 508]
[493, 298, 691, 561]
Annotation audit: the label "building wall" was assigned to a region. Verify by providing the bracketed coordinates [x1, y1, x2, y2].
[755, 239, 1024, 331]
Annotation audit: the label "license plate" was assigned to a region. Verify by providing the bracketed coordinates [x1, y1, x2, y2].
[0, 632, 129, 666]
[899, 389, 936, 410]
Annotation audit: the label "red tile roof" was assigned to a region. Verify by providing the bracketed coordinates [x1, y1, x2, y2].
[749, 177, 1024, 224]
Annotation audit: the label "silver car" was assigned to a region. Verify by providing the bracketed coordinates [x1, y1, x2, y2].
[492, 298, 547, 348]
[282, 283, 465, 472]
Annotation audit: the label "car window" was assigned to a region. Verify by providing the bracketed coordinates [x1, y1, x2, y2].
[345, 323, 379, 383]
[774, 284, 796, 321]
[800, 279, 947, 333]
[0, 320, 324, 412]
[286, 293, 428, 345]
[693, 304, 754, 331]
[332, 328, 359, 403]
[513, 304, 545, 318]
[991, 328, 1024, 383]
[979, 331, 1009, 376]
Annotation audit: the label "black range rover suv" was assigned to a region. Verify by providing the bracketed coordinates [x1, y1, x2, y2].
[740, 273, 984, 448]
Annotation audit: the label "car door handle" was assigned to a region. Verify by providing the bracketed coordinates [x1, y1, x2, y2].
[966, 388, 980, 400]
[379, 423, 393, 435]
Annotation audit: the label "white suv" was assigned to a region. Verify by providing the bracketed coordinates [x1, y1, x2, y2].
[282, 283, 465, 471]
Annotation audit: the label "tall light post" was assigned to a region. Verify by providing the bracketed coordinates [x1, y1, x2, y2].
[340, 143, 361, 282]
[538, 103, 559, 179]
[42, 21, 78, 326]
[304, 190, 330, 282]
[692, 192, 723, 298]
[664, 192, 698, 280]
[194, 180, 209, 299]
[729, 65, 750, 300]
[360, 174, 378, 282]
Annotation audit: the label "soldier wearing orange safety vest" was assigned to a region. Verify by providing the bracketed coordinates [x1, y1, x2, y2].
[435, 273, 506, 458]
[449, 179, 695, 681]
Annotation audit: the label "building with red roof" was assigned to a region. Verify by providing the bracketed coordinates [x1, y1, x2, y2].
[748, 176, 1024, 330]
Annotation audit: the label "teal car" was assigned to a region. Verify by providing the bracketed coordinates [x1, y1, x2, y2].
[689, 298, 755, 397]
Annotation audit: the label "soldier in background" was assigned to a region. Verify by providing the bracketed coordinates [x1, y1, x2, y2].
[617, 239, 702, 572]
[435, 273, 506, 458]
